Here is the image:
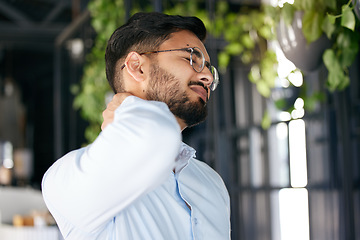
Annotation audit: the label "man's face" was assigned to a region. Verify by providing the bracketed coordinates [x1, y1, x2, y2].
[144, 30, 214, 127]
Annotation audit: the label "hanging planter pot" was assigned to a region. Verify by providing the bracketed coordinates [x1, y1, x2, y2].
[277, 11, 331, 72]
[353, 0, 360, 20]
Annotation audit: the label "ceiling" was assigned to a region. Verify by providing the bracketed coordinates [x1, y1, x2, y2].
[0, 0, 262, 51]
[0, 0, 89, 50]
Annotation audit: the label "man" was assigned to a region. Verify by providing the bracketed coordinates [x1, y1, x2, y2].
[42, 12, 230, 240]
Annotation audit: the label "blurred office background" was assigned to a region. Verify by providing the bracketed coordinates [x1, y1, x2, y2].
[0, 0, 359, 239]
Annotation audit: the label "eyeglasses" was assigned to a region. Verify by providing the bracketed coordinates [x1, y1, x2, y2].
[121, 47, 219, 91]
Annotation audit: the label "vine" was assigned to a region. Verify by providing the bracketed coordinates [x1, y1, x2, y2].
[73, 0, 360, 142]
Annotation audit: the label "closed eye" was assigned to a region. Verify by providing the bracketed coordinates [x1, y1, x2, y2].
[205, 61, 211, 70]
[185, 57, 199, 65]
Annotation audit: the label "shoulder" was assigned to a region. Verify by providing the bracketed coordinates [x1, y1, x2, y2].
[189, 158, 222, 180]
[181, 158, 230, 217]
[186, 158, 229, 198]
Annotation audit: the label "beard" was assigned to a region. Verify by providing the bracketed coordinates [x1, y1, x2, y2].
[145, 64, 208, 127]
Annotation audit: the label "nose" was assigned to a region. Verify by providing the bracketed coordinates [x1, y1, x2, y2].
[197, 68, 213, 90]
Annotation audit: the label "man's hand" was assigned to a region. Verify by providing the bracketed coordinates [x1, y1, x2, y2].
[101, 92, 133, 130]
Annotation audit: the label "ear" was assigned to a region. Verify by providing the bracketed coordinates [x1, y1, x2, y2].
[123, 52, 146, 82]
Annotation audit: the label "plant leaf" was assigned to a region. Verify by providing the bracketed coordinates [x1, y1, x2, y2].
[322, 14, 337, 38]
[338, 75, 350, 90]
[303, 91, 325, 111]
[327, 70, 348, 91]
[249, 65, 261, 83]
[263, 4, 280, 22]
[241, 50, 253, 64]
[225, 42, 244, 55]
[240, 34, 255, 49]
[325, 0, 337, 10]
[336, 30, 360, 56]
[282, 3, 295, 26]
[339, 48, 358, 68]
[327, 13, 337, 24]
[258, 25, 273, 39]
[261, 110, 272, 129]
[293, 0, 315, 11]
[302, 11, 324, 43]
[218, 52, 231, 72]
[275, 99, 287, 110]
[337, 30, 352, 48]
[323, 49, 341, 72]
[341, 4, 356, 31]
[323, 49, 349, 91]
[256, 81, 271, 98]
[217, 1, 228, 15]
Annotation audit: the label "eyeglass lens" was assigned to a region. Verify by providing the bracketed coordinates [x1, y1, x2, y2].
[210, 66, 219, 91]
[190, 48, 205, 72]
[190, 47, 219, 91]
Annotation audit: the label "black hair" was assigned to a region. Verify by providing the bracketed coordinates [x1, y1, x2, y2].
[105, 12, 207, 93]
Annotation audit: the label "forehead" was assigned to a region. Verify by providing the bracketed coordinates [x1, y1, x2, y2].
[159, 30, 210, 61]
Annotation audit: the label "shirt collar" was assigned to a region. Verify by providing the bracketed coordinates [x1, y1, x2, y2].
[174, 142, 196, 173]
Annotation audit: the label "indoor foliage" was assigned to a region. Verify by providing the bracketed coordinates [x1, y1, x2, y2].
[72, 0, 127, 141]
[278, 0, 360, 91]
[73, 0, 359, 142]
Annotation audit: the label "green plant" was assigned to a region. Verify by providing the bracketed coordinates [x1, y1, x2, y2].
[278, 0, 359, 91]
[73, 0, 359, 142]
[72, 0, 126, 141]
[212, 2, 279, 98]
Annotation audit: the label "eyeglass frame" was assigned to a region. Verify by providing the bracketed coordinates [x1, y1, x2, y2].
[120, 47, 219, 91]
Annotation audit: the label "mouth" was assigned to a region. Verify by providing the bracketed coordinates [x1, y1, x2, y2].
[189, 84, 208, 102]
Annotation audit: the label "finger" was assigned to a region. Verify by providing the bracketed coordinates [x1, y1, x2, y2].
[106, 92, 133, 111]
[101, 119, 112, 131]
[101, 107, 114, 128]
[101, 92, 133, 130]
[112, 92, 133, 105]
[102, 109, 113, 121]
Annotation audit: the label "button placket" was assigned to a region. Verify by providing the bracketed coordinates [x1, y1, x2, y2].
[176, 173, 199, 239]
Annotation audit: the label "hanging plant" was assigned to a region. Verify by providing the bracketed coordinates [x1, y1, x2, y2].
[208, 2, 278, 98]
[71, 0, 127, 142]
[277, 11, 331, 72]
[73, 0, 360, 142]
[277, 0, 360, 91]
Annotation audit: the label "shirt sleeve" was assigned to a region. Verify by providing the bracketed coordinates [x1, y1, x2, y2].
[42, 96, 182, 234]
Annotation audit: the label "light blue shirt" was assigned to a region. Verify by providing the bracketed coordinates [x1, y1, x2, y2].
[42, 96, 230, 240]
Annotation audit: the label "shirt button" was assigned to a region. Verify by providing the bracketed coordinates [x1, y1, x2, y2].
[193, 218, 198, 224]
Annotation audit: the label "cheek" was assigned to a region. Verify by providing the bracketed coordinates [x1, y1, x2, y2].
[173, 66, 193, 80]
[161, 58, 194, 82]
